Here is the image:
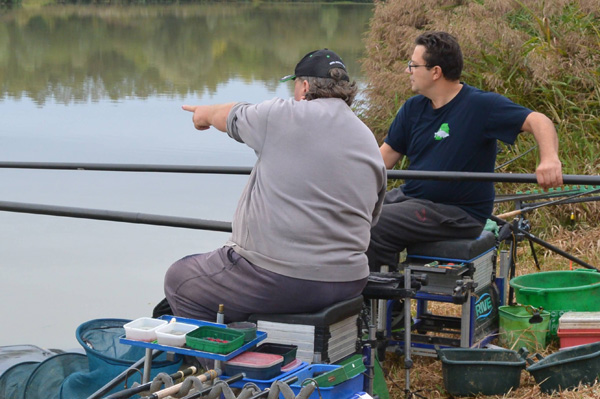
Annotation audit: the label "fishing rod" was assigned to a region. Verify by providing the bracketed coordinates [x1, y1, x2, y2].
[0, 201, 233, 232]
[0, 162, 252, 175]
[490, 215, 598, 271]
[2, 161, 600, 185]
[496, 186, 600, 220]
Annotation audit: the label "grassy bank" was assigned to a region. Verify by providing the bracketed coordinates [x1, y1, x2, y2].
[360, 0, 600, 397]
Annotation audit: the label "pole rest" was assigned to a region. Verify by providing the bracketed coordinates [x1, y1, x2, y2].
[452, 277, 478, 304]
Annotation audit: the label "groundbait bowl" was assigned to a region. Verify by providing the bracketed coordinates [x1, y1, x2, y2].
[510, 270, 600, 312]
[526, 341, 600, 394]
[438, 347, 528, 397]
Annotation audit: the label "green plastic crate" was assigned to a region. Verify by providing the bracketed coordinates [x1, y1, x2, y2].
[185, 326, 244, 354]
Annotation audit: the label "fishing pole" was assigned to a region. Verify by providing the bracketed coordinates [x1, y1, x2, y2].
[2, 161, 600, 185]
[0, 201, 233, 232]
[490, 215, 598, 271]
[496, 186, 600, 220]
[0, 162, 252, 175]
[495, 145, 537, 170]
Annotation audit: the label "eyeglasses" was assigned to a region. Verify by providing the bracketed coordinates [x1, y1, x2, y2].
[407, 60, 430, 73]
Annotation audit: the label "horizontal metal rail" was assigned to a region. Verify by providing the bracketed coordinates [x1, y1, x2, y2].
[2, 161, 600, 185]
[0, 162, 252, 175]
[0, 201, 233, 232]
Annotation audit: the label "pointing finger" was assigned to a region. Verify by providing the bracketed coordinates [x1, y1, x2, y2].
[182, 105, 197, 112]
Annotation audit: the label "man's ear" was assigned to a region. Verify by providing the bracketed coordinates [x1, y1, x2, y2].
[300, 79, 310, 99]
[431, 65, 443, 81]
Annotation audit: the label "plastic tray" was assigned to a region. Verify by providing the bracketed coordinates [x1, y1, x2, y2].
[224, 352, 283, 380]
[287, 364, 365, 399]
[221, 361, 307, 390]
[124, 317, 167, 342]
[119, 315, 266, 361]
[255, 343, 298, 366]
[186, 326, 244, 354]
[155, 322, 199, 347]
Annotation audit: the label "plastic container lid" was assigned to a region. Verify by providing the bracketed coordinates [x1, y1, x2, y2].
[559, 312, 600, 329]
[281, 358, 303, 373]
[225, 352, 283, 369]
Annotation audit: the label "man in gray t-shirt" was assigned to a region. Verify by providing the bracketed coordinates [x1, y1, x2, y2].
[164, 49, 386, 323]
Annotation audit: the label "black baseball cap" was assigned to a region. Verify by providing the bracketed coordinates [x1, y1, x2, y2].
[280, 49, 349, 82]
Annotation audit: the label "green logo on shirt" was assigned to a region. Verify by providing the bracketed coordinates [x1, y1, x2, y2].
[434, 123, 450, 140]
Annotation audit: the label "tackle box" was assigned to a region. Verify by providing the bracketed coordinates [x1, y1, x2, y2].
[404, 230, 497, 295]
[557, 311, 600, 348]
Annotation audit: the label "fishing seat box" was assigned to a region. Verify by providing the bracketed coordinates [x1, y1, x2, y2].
[392, 231, 501, 355]
[403, 230, 497, 295]
[557, 311, 600, 349]
[248, 295, 362, 364]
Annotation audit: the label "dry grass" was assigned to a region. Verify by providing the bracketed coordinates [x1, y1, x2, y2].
[381, 218, 600, 398]
[359, 0, 600, 396]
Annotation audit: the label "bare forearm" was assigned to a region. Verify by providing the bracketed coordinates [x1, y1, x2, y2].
[182, 102, 237, 132]
[522, 112, 563, 189]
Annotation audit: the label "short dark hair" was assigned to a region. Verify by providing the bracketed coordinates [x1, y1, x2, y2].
[415, 31, 463, 81]
[298, 68, 358, 106]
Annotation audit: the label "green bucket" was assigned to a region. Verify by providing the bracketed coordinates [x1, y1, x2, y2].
[499, 305, 550, 353]
[510, 270, 600, 336]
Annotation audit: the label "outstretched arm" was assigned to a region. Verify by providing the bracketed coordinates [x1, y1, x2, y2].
[182, 103, 237, 132]
[521, 112, 563, 190]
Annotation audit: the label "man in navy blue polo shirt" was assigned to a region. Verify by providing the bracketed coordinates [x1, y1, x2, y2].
[367, 31, 563, 270]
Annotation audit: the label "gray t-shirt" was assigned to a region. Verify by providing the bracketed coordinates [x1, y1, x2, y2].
[225, 97, 386, 282]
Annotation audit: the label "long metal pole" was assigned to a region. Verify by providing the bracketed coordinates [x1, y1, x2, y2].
[0, 162, 253, 175]
[0, 201, 232, 232]
[386, 170, 600, 185]
[2, 161, 600, 185]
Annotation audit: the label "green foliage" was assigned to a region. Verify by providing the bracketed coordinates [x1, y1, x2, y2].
[0, 3, 372, 104]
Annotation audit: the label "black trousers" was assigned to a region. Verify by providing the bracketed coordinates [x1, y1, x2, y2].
[367, 188, 485, 271]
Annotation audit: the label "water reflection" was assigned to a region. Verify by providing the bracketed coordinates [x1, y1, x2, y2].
[0, 3, 372, 105]
[0, 3, 374, 350]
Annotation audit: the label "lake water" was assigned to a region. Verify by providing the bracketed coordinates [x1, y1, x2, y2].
[0, 2, 373, 350]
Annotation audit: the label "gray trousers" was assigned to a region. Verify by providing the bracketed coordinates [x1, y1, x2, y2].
[367, 188, 485, 270]
[164, 246, 367, 323]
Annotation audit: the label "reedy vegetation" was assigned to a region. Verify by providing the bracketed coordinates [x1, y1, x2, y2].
[362, 1, 600, 397]
[361, 0, 600, 267]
